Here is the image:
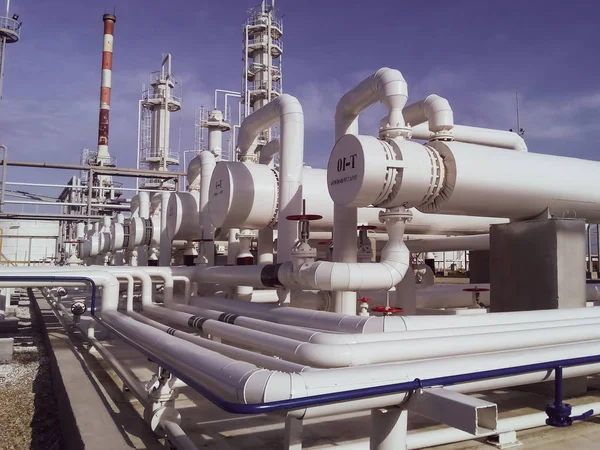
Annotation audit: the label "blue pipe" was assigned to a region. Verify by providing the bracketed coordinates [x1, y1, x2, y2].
[5, 274, 600, 415]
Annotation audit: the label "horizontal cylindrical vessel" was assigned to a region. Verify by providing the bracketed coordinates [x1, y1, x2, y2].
[421, 141, 600, 220]
[166, 192, 200, 241]
[208, 164, 504, 233]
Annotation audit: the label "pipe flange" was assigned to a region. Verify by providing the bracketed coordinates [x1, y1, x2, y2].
[267, 167, 280, 228]
[379, 125, 412, 139]
[379, 207, 413, 223]
[144, 404, 181, 436]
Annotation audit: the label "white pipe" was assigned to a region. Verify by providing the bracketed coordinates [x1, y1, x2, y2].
[139, 191, 150, 219]
[199, 151, 216, 266]
[237, 94, 304, 262]
[289, 213, 411, 292]
[188, 294, 600, 334]
[411, 122, 528, 152]
[420, 140, 600, 221]
[131, 309, 310, 373]
[158, 302, 600, 368]
[402, 94, 453, 132]
[97, 311, 600, 420]
[333, 68, 409, 315]
[159, 191, 171, 266]
[257, 138, 280, 264]
[405, 234, 489, 253]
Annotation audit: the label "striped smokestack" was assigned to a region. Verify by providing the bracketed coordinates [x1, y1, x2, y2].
[97, 13, 116, 161]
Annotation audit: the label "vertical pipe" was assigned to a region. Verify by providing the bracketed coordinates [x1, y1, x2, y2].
[136, 99, 142, 192]
[588, 224, 593, 275]
[596, 224, 600, 274]
[97, 14, 116, 161]
[0, 145, 7, 213]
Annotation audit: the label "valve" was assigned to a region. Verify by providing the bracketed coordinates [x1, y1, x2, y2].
[371, 305, 404, 316]
[463, 287, 489, 308]
[70, 300, 87, 316]
[358, 297, 371, 316]
[546, 366, 594, 427]
[286, 200, 322, 269]
[357, 225, 377, 262]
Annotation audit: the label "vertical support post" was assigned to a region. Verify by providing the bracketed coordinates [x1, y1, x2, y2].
[87, 169, 94, 224]
[283, 416, 303, 450]
[371, 407, 408, 450]
[587, 224, 593, 275]
[0, 144, 7, 213]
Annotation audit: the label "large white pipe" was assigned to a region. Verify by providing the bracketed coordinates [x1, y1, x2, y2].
[157, 302, 600, 368]
[188, 293, 600, 334]
[236, 94, 304, 262]
[405, 234, 489, 252]
[420, 140, 600, 221]
[139, 191, 150, 219]
[411, 122, 528, 152]
[333, 68, 409, 314]
[98, 311, 600, 420]
[402, 94, 453, 132]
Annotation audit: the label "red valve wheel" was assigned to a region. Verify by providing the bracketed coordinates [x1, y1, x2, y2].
[371, 306, 404, 314]
[191, 238, 214, 242]
[358, 297, 371, 303]
[286, 214, 323, 221]
[357, 225, 378, 231]
[318, 240, 333, 245]
[463, 288, 490, 292]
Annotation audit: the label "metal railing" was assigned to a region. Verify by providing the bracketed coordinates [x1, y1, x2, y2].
[0, 17, 21, 42]
[140, 147, 180, 163]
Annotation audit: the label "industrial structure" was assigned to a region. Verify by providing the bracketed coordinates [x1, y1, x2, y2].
[2, 2, 600, 450]
[137, 54, 182, 190]
[0, 0, 20, 110]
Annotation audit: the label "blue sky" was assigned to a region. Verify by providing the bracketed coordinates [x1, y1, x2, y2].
[0, 0, 599, 201]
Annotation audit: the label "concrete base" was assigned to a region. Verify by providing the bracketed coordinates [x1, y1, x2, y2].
[490, 218, 586, 312]
[469, 250, 490, 284]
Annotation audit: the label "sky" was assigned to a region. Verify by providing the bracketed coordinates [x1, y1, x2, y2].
[0, 0, 599, 204]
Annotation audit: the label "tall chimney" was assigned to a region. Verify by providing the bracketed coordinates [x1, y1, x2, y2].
[97, 13, 116, 163]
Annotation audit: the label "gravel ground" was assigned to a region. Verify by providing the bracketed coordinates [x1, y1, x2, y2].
[0, 290, 62, 450]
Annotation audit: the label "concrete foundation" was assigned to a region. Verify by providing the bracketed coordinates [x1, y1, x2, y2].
[490, 218, 587, 396]
[469, 250, 490, 284]
[490, 218, 586, 313]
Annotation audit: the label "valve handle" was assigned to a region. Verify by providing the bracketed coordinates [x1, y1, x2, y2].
[371, 306, 404, 313]
[358, 297, 371, 303]
[318, 240, 333, 245]
[286, 199, 323, 221]
[357, 225, 378, 231]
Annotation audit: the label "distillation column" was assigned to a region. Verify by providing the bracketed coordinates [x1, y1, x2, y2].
[139, 54, 181, 190]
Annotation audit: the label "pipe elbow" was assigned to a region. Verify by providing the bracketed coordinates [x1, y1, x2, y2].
[375, 68, 408, 129]
[423, 94, 454, 132]
[514, 134, 528, 152]
[294, 342, 352, 368]
[276, 93, 303, 116]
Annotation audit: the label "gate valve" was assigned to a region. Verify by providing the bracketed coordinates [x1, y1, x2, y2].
[357, 225, 377, 262]
[546, 366, 594, 427]
[371, 305, 404, 316]
[463, 287, 489, 308]
[358, 297, 371, 316]
[286, 200, 322, 268]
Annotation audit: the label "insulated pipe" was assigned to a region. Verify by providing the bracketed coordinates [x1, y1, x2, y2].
[159, 191, 171, 266]
[420, 141, 600, 220]
[97, 14, 116, 161]
[199, 151, 216, 266]
[130, 309, 310, 373]
[175, 301, 600, 347]
[187, 294, 600, 334]
[257, 139, 280, 264]
[402, 94, 453, 133]
[155, 304, 600, 368]
[98, 310, 600, 420]
[290, 212, 411, 292]
[333, 68, 409, 315]
[405, 234, 489, 253]
[411, 122, 528, 152]
[139, 191, 150, 219]
[236, 94, 304, 262]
